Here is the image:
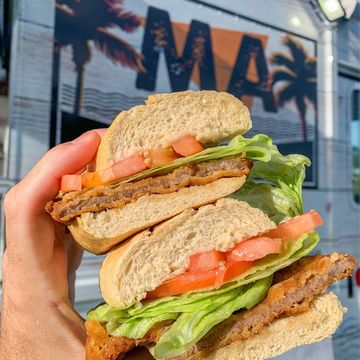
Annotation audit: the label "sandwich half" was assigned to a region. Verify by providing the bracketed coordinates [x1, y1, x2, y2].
[46, 91, 262, 254]
[85, 198, 356, 359]
[44, 90, 357, 359]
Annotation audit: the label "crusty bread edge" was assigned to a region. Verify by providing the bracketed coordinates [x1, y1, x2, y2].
[204, 292, 345, 360]
[69, 177, 246, 254]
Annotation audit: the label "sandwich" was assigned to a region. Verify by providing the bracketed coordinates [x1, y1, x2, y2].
[45, 90, 356, 359]
[46, 91, 255, 254]
[84, 199, 355, 359]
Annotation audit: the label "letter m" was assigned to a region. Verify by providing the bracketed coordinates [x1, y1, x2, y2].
[136, 6, 216, 91]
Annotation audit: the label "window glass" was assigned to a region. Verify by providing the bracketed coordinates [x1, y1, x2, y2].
[0, 0, 10, 282]
[0, 93, 7, 175]
[352, 89, 360, 203]
[0, 0, 9, 177]
[0, 184, 13, 281]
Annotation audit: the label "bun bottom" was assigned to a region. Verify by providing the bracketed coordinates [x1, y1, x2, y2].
[88, 292, 345, 360]
[204, 292, 345, 360]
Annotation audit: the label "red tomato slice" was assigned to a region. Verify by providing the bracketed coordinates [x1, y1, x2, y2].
[172, 135, 204, 156]
[111, 154, 148, 178]
[147, 260, 255, 299]
[223, 260, 255, 282]
[81, 154, 147, 188]
[215, 260, 255, 288]
[148, 147, 179, 167]
[189, 250, 226, 273]
[265, 210, 323, 240]
[146, 210, 324, 300]
[81, 171, 101, 188]
[146, 269, 218, 299]
[60, 174, 82, 192]
[227, 237, 282, 262]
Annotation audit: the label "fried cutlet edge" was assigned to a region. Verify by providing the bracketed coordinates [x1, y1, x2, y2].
[85, 253, 357, 360]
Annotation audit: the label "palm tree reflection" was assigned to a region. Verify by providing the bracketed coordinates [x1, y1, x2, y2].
[55, 0, 144, 115]
[271, 35, 316, 142]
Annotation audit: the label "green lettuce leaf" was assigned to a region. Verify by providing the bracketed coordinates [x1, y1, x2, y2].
[231, 142, 310, 223]
[119, 134, 274, 184]
[87, 303, 129, 323]
[106, 312, 179, 339]
[153, 276, 272, 358]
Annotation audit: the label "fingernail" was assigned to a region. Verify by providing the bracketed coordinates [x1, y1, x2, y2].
[71, 132, 91, 144]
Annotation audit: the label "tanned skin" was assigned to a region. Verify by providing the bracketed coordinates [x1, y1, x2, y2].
[0, 130, 105, 360]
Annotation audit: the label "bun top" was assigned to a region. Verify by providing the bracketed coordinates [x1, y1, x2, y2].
[96, 91, 252, 170]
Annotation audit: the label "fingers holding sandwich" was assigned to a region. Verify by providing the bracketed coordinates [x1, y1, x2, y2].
[1, 130, 108, 359]
[3, 130, 103, 273]
[5, 130, 104, 220]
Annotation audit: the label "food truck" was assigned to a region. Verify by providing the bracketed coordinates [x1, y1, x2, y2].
[0, 0, 359, 358]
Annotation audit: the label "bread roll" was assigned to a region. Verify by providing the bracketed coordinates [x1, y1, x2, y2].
[96, 91, 252, 170]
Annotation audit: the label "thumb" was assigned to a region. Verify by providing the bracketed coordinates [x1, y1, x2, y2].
[10, 131, 101, 216]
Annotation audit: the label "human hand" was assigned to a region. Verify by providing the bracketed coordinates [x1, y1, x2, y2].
[0, 130, 104, 360]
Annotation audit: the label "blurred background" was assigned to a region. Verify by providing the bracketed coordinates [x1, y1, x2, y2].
[0, 0, 359, 359]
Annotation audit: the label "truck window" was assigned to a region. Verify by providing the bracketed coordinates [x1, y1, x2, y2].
[0, 0, 11, 280]
[0, 13, 8, 177]
[352, 89, 360, 204]
[0, 85, 7, 176]
[1, 0, 10, 177]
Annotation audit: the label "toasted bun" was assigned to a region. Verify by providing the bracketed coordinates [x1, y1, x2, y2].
[100, 198, 276, 307]
[69, 177, 246, 254]
[96, 91, 252, 170]
[205, 292, 345, 360]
